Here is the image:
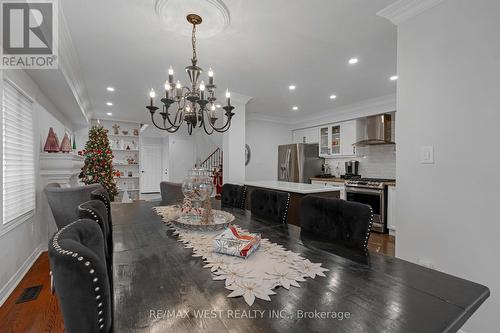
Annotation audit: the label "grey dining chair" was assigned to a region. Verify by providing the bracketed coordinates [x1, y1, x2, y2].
[49, 219, 112, 333]
[221, 183, 247, 209]
[77, 200, 112, 264]
[300, 195, 373, 252]
[91, 188, 112, 224]
[44, 183, 103, 230]
[160, 181, 184, 205]
[250, 189, 290, 224]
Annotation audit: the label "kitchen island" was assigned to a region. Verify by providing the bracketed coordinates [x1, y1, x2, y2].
[244, 180, 342, 226]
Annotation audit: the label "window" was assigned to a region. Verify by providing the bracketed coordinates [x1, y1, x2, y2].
[2, 80, 35, 225]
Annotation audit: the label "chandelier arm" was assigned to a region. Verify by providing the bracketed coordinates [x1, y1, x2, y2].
[150, 113, 180, 132]
[200, 111, 215, 135]
[207, 114, 233, 132]
[161, 103, 183, 128]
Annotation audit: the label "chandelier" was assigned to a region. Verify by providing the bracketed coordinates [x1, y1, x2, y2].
[146, 14, 234, 135]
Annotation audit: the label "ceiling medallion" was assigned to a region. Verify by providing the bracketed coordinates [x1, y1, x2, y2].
[154, 0, 230, 39]
[146, 14, 234, 135]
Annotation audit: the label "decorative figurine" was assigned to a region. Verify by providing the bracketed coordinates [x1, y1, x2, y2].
[43, 127, 60, 153]
[133, 128, 139, 136]
[128, 171, 133, 177]
[60, 133, 72, 153]
[126, 145, 130, 150]
[112, 124, 120, 135]
[72, 136, 77, 150]
[122, 130, 129, 135]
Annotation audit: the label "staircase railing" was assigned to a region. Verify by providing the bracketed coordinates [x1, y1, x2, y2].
[200, 147, 222, 175]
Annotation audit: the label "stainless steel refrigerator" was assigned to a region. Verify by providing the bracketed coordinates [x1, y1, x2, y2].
[277, 143, 323, 183]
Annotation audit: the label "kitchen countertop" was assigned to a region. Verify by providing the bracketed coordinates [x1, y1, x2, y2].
[244, 180, 343, 194]
[310, 177, 396, 187]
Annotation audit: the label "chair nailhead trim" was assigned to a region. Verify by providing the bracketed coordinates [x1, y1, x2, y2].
[51, 220, 106, 330]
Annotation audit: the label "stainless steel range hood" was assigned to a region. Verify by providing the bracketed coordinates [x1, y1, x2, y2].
[355, 114, 395, 146]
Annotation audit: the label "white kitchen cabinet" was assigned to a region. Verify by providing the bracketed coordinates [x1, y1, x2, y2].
[293, 127, 319, 144]
[318, 121, 357, 158]
[310, 180, 346, 200]
[340, 120, 357, 156]
[387, 185, 396, 234]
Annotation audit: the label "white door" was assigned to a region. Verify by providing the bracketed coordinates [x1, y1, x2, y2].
[141, 143, 163, 193]
[170, 137, 195, 183]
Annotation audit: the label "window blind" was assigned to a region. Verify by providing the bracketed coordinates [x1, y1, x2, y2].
[2, 80, 35, 224]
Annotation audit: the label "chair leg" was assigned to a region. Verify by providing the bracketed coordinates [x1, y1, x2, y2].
[50, 270, 55, 294]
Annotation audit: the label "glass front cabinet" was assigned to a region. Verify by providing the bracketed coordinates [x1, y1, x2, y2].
[318, 120, 357, 157]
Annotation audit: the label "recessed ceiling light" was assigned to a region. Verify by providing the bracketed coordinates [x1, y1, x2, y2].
[390, 75, 398, 81]
[106, 87, 115, 92]
[289, 85, 296, 90]
[330, 95, 337, 100]
[106, 102, 113, 106]
[292, 106, 299, 111]
[106, 112, 113, 116]
[348, 58, 359, 65]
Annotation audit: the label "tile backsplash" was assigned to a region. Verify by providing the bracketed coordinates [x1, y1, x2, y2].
[325, 144, 396, 179]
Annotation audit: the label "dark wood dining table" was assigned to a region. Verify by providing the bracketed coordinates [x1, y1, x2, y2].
[112, 201, 489, 333]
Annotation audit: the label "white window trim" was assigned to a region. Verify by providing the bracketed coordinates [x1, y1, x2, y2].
[1, 77, 36, 234]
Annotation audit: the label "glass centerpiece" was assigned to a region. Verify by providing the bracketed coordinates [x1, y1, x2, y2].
[181, 168, 213, 223]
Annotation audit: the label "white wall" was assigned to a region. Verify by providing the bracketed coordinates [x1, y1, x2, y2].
[0, 69, 75, 305]
[395, 1, 500, 332]
[245, 119, 292, 181]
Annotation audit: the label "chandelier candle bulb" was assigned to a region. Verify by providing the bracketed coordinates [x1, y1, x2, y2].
[176, 81, 182, 97]
[200, 80, 205, 100]
[149, 89, 156, 106]
[208, 68, 214, 85]
[225, 89, 231, 106]
[168, 66, 174, 83]
[165, 82, 171, 98]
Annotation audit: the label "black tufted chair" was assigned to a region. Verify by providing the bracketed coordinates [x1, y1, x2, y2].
[300, 195, 373, 252]
[45, 183, 103, 230]
[221, 184, 247, 209]
[49, 219, 112, 333]
[78, 201, 113, 274]
[91, 188, 112, 225]
[250, 189, 290, 224]
[160, 181, 184, 205]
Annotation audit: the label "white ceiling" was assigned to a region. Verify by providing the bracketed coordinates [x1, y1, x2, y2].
[54, 0, 397, 125]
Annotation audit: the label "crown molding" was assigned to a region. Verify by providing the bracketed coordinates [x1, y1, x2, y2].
[377, 0, 447, 25]
[246, 94, 396, 129]
[289, 94, 396, 129]
[58, 4, 91, 124]
[246, 112, 286, 124]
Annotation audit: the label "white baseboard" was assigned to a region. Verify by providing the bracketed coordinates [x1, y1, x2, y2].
[0, 244, 44, 306]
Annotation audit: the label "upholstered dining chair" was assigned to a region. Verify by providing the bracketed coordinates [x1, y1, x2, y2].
[91, 188, 112, 224]
[77, 200, 112, 265]
[44, 183, 103, 230]
[160, 181, 184, 205]
[250, 189, 290, 224]
[49, 219, 112, 333]
[300, 195, 373, 252]
[221, 184, 247, 209]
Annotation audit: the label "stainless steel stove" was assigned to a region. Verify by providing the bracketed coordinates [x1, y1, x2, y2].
[345, 178, 395, 233]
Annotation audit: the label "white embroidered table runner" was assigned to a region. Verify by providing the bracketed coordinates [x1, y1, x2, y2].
[154, 206, 328, 306]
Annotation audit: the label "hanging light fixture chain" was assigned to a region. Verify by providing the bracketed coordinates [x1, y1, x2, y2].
[191, 23, 197, 65]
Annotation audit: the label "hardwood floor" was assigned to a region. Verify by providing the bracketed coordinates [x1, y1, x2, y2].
[0, 252, 64, 333]
[0, 233, 394, 332]
[368, 232, 395, 257]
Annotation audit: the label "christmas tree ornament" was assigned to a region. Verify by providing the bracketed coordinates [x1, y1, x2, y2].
[44, 127, 60, 153]
[60, 133, 72, 153]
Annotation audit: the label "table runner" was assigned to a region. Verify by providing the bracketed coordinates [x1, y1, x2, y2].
[154, 206, 328, 306]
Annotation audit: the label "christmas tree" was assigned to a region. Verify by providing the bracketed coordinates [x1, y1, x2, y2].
[79, 125, 118, 200]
